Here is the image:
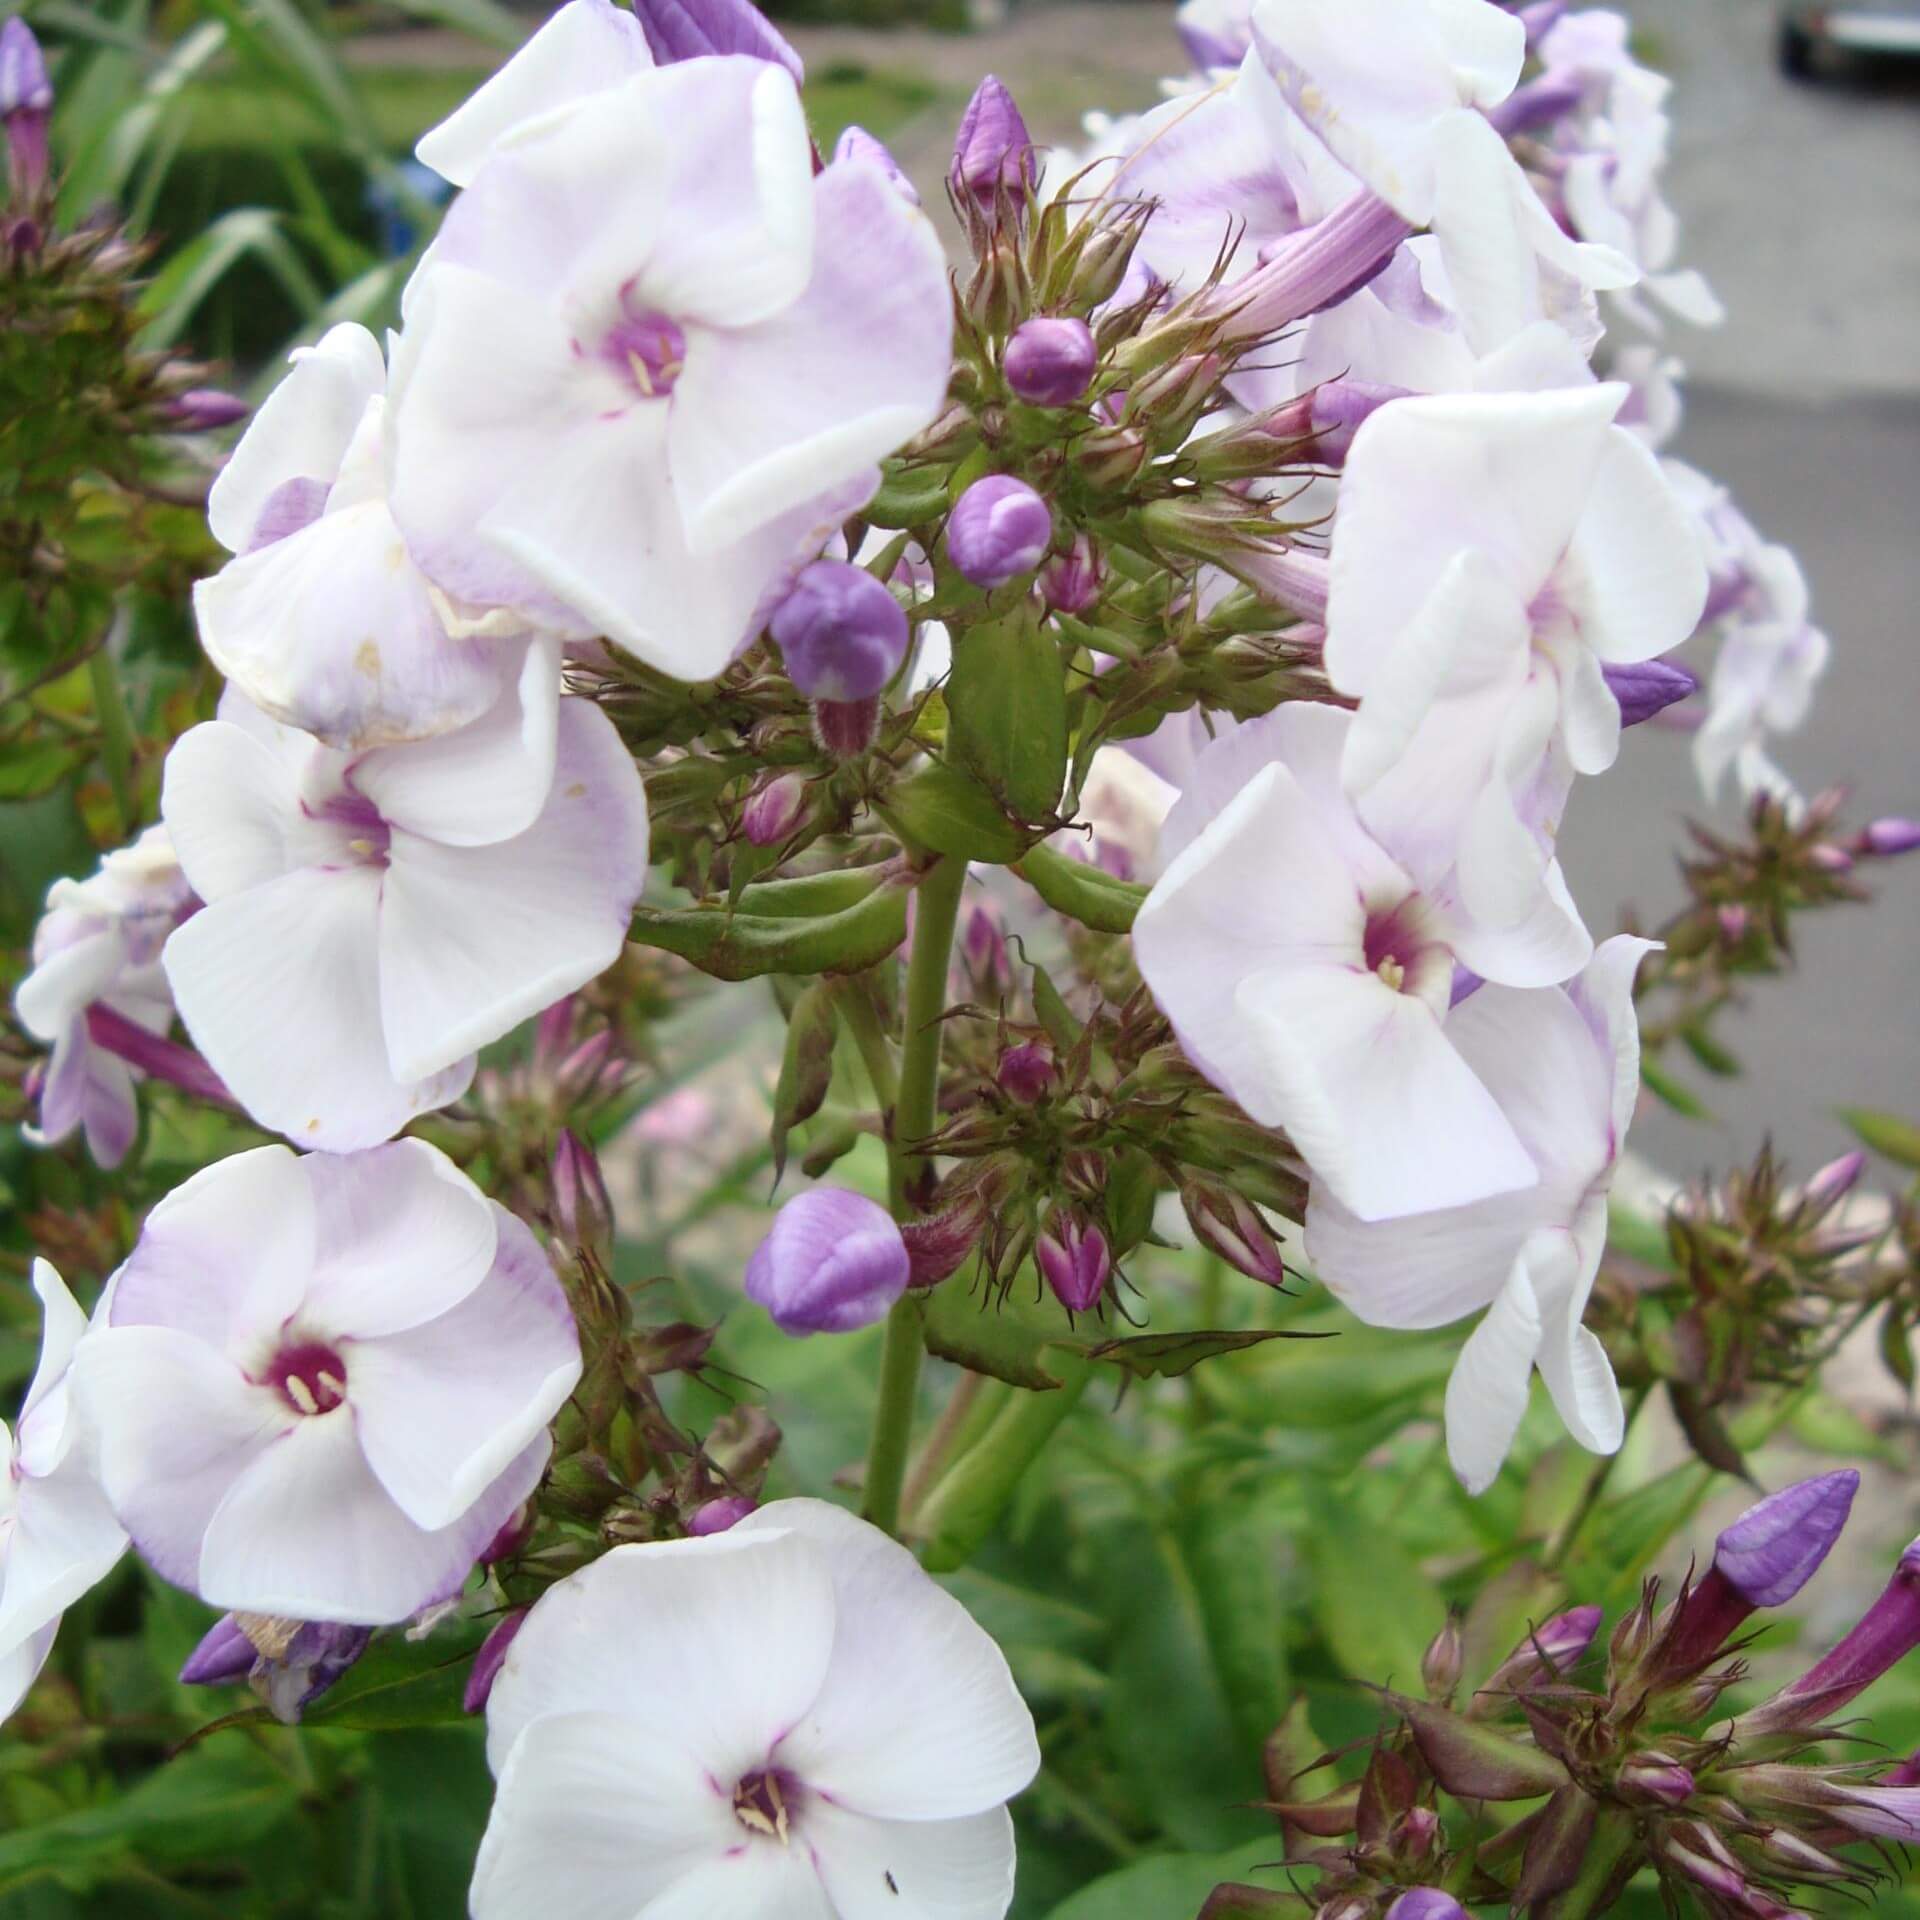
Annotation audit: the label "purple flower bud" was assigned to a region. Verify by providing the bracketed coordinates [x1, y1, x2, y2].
[745, 1188, 911, 1336]
[180, 1614, 258, 1687]
[1004, 317, 1097, 408]
[1620, 1754, 1695, 1807]
[1861, 817, 1920, 858]
[743, 771, 808, 848]
[1, 18, 52, 202]
[1717, 904, 1750, 944]
[1181, 1181, 1289, 1289]
[533, 995, 576, 1074]
[1717, 1469, 1859, 1607]
[951, 74, 1036, 207]
[1603, 656, 1699, 728]
[960, 899, 1012, 996]
[1385, 1894, 1466, 1920]
[997, 1041, 1057, 1106]
[1039, 534, 1102, 615]
[1478, 1606, 1602, 1700]
[551, 1128, 614, 1260]
[772, 560, 910, 703]
[1178, 20, 1246, 71]
[480, 1501, 533, 1566]
[630, 0, 802, 83]
[1805, 1150, 1867, 1209]
[168, 388, 250, 432]
[689, 1496, 757, 1536]
[1658, 1470, 1859, 1675]
[900, 1190, 990, 1287]
[1217, 191, 1413, 341]
[1809, 842, 1855, 875]
[1518, 0, 1571, 44]
[463, 1609, 527, 1716]
[1486, 71, 1587, 138]
[834, 124, 917, 205]
[948, 475, 1052, 589]
[1664, 1827, 1750, 1903]
[1422, 1615, 1464, 1701]
[1036, 1210, 1110, 1314]
[1741, 1531, 1920, 1733]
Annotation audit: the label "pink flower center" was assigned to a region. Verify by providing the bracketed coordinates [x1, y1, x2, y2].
[732, 1767, 803, 1844]
[306, 788, 390, 870]
[601, 303, 687, 401]
[1363, 900, 1433, 993]
[265, 1342, 349, 1417]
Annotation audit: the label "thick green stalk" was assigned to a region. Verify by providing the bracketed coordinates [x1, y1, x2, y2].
[862, 855, 968, 1535]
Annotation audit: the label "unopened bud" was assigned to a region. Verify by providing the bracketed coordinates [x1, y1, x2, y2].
[948, 474, 1052, 589]
[688, 1495, 757, 1536]
[180, 1614, 260, 1688]
[1422, 1614, 1464, 1702]
[1036, 1208, 1110, 1314]
[1478, 1606, 1601, 1700]
[1076, 423, 1148, 491]
[1619, 1753, 1694, 1807]
[1808, 842, 1854, 875]
[746, 1188, 910, 1336]
[812, 694, 881, 760]
[1, 18, 52, 203]
[951, 74, 1035, 208]
[480, 1501, 534, 1566]
[772, 559, 910, 702]
[1385, 1894, 1466, 1920]
[554, 1027, 616, 1101]
[167, 387, 250, 432]
[1604, 656, 1699, 728]
[900, 1190, 990, 1286]
[1717, 904, 1750, 943]
[1399, 1806, 1440, 1859]
[960, 898, 1012, 997]
[996, 1041, 1056, 1105]
[1069, 215, 1146, 309]
[552, 1129, 615, 1260]
[1182, 1180, 1288, 1289]
[1861, 817, 1920, 858]
[1039, 533, 1102, 614]
[463, 1609, 528, 1715]
[1804, 1149, 1867, 1209]
[743, 771, 809, 848]
[1005, 316, 1097, 408]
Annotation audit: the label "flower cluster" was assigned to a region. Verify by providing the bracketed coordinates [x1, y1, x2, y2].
[1207, 1474, 1920, 1918]
[2, 0, 1897, 1914]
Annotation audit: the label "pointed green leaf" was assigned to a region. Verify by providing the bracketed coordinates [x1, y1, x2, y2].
[947, 608, 1069, 822]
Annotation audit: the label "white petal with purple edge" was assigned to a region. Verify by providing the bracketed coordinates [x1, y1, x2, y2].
[346, 1209, 578, 1530]
[807, 1801, 1017, 1920]
[377, 700, 647, 1082]
[1443, 1239, 1554, 1493]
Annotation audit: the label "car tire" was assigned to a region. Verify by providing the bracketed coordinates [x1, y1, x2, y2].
[1778, 18, 1818, 78]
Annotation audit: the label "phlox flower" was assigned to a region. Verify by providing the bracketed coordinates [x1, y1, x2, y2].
[1323, 326, 1707, 960]
[73, 1142, 580, 1625]
[389, 56, 951, 683]
[196, 322, 559, 757]
[160, 682, 647, 1151]
[1133, 701, 1561, 1223]
[471, 1497, 1040, 1920]
[13, 826, 194, 1168]
[1306, 936, 1653, 1492]
[1, 1262, 127, 1724]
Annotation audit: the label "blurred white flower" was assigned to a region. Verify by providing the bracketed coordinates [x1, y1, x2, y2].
[74, 1143, 579, 1625]
[13, 826, 193, 1167]
[1, 1262, 127, 1724]
[472, 1498, 1039, 1920]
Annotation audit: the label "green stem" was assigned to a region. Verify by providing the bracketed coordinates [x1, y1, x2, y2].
[862, 855, 968, 1535]
[836, 978, 899, 1116]
[1545, 1384, 1651, 1571]
[89, 643, 135, 835]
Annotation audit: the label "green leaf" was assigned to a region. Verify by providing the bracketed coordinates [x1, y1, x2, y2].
[1306, 1485, 1446, 1691]
[921, 1275, 1074, 1390]
[947, 608, 1069, 822]
[1014, 842, 1147, 934]
[1042, 1839, 1284, 1920]
[1838, 1106, 1920, 1171]
[1086, 1328, 1327, 1381]
[1185, 1493, 1290, 1760]
[1605, 1198, 1676, 1273]
[138, 208, 326, 349]
[628, 882, 909, 981]
[0, 741, 89, 801]
[880, 763, 1032, 864]
[1680, 1022, 1741, 1077]
[1641, 1056, 1711, 1120]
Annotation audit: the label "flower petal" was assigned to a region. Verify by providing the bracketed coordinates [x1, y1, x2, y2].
[377, 699, 648, 1082]
[639, 1847, 835, 1920]
[159, 721, 304, 904]
[207, 324, 385, 554]
[415, 0, 653, 189]
[808, 1802, 1017, 1920]
[165, 868, 474, 1151]
[109, 1144, 317, 1354]
[0, 1458, 127, 1665]
[0, 1622, 57, 1727]
[483, 1531, 838, 1782]
[469, 1711, 735, 1920]
[347, 1208, 578, 1531]
[196, 1409, 531, 1623]
[349, 639, 562, 850]
[1443, 1248, 1548, 1493]
[669, 155, 952, 550]
[299, 1140, 499, 1339]
[739, 1499, 1040, 1821]
[71, 1325, 284, 1592]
